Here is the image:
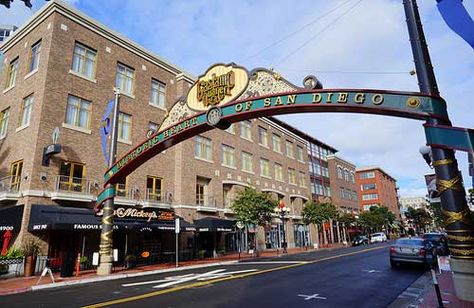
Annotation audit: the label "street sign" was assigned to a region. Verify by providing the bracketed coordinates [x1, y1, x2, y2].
[175, 218, 180, 234]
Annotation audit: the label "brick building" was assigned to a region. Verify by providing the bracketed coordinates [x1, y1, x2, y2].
[355, 166, 400, 218]
[327, 155, 358, 214]
[0, 1, 324, 267]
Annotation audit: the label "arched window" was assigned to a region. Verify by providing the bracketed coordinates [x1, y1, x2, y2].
[344, 169, 349, 181]
[337, 166, 343, 179]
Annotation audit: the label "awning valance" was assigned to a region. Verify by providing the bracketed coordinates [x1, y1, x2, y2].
[28, 204, 189, 232]
[194, 217, 235, 232]
[0, 205, 24, 232]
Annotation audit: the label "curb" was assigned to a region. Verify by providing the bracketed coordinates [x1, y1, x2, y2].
[29, 260, 239, 292]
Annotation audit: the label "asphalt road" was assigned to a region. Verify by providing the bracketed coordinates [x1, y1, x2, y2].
[0, 243, 425, 307]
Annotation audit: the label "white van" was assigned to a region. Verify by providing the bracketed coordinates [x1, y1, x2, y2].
[370, 232, 387, 243]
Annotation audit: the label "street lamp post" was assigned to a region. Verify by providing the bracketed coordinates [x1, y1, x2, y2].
[97, 89, 120, 276]
[275, 201, 290, 253]
[403, 0, 474, 301]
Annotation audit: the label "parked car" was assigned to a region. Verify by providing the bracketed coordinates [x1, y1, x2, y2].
[370, 232, 387, 243]
[352, 235, 369, 246]
[422, 233, 449, 256]
[389, 238, 437, 268]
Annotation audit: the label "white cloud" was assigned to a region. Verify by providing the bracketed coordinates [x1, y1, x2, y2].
[3, 0, 473, 198]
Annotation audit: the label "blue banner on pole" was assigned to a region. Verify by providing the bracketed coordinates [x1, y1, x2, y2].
[437, 0, 474, 49]
[100, 99, 114, 164]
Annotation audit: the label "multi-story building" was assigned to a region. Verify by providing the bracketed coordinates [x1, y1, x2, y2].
[355, 166, 400, 219]
[0, 25, 17, 43]
[327, 155, 358, 214]
[399, 196, 429, 220]
[0, 25, 18, 73]
[0, 1, 321, 267]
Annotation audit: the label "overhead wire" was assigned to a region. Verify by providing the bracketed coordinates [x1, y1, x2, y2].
[272, 0, 364, 68]
[242, 0, 356, 62]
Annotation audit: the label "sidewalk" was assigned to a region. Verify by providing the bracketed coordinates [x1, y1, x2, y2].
[0, 244, 344, 296]
[390, 270, 474, 307]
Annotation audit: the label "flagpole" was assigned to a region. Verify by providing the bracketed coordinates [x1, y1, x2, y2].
[97, 89, 120, 276]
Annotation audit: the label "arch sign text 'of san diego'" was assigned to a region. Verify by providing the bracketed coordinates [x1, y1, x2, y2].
[95, 63, 460, 206]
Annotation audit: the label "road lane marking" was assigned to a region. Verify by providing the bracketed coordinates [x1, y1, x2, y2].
[238, 261, 309, 264]
[298, 293, 327, 300]
[362, 269, 382, 273]
[82, 245, 386, 308]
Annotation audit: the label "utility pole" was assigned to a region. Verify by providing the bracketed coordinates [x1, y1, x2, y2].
[403, 0, 474, 301]
[97, 89, 120, 276]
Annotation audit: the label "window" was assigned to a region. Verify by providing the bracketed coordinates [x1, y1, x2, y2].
[322, 166, 329, 178]
[359, 171, 375, 179]
[299, 172, 306, 187]
[325, 186, 331, 197]
[363, 203, 378, 211]
[116, 177, 128, 197]
[362, 193, 378, 201]
[352, 191, 358, 201]
[221, 144, 235, 168]
[29, 40, 41, 73]
[196, 177, 210, 206]
[59, 161, 86, 192]
[361, 183, 376, 191]
[260, 158, 270, 178]
[242, 151, 253, 173]
[344, 169, 349, 181]
[274, 163, 283, 181]
[6, 57, 18, 88]
[195, 136, 212, 161]
[258, 126, 268, 147]
[350, 172, 355, 183]
[115, 63, 135, 96]
[148, 121, 159, 134]
[240, 120, 252, 140]
[286, 140, 294, 158]
[147, 176, 162, 201]
[297, 146, 304, 162]
[337, 166, 343, 179]
[339, 187, 345, 199]
[225, 124, 235, 134]
[118, 112, 132, 143]
[71, 42, 96, 79]
[65, 95, 91, 129]
[10, 160, 23, 191]
[272, 134, 281, 153]
[150, 79, 166, 108]
[19, 94, 34, 128]
[0, 108, 10, 138]
[288, 168, 296, 185]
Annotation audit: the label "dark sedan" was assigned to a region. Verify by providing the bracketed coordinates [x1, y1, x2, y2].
[423, 233, 449, 256]
[389, 238, 437, 268]
[352, 235, 369, 246]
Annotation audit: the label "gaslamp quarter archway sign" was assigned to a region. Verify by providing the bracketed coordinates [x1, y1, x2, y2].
[96, 63, 473, 259]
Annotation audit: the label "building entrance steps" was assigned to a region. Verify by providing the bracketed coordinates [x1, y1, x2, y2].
[0, 244, 345, 296]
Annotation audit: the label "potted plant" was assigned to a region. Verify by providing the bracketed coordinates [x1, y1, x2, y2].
[124, 254, 136, 269]
[21, 238, 41, 277]
[79, 256, 88, 270]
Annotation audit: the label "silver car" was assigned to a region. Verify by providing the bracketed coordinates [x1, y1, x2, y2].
[389, 238, 436, 268]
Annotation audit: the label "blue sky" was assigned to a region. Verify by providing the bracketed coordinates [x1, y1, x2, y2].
[2, 0, 473, 198]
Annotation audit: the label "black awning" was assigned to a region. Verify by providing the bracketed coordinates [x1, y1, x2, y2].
[0, 205, 24, 232]
[194, 217, 235, 232]
[28, 204, 177, 232]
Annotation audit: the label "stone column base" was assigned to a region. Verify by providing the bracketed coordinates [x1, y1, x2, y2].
[97, 255, 113, 276]
[450, 258, 474, 302]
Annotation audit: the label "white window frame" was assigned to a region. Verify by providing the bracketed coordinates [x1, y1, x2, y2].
[19, 94, 34, 129]
[6, 57, 19, 89]
[115, 63, 135, 96]
[118, 112, 132, 143]
[71, 42, 97, 80]
[260, 158, 270, 178]
[0, 108, 10, 138]
[240, 120, 252, 141]
[274, 163, 284, 181]
[221, 144, 236, 168]
[29, 40, 41, 73]
[64, 95, 91, 130]
[195, 136, 212, 161]
[241, 151, 253, 173]
[150, 79, 166, 109]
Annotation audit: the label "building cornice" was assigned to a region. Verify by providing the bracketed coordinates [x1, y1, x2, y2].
[327, 154, 356, 168]
[1, 0, 195, 79]
[356, 166, 396, 182]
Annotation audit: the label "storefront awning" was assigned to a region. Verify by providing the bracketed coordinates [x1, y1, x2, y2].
[194, 217, 235, 232]
[0, 205, 24, 232]
[27, 204, 185, 232]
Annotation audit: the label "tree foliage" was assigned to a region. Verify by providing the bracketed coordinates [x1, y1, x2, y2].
[231, 188, 276, 227]
[338, 212, 356, 226]
[358, 206, 395, 232]
[302, 201, 338, 226]
[405, 207, 432, 232]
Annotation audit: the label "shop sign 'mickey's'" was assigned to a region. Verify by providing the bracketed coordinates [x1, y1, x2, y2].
[187, 64, 249, 111]
[96, 207, 174, 222]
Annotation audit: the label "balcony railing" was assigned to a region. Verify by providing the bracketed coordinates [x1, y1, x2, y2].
[143, 189, 172, 209]
[55, 175, 91, 194]
[196, 195, 217, 211]
[0, 175, 21, 193]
